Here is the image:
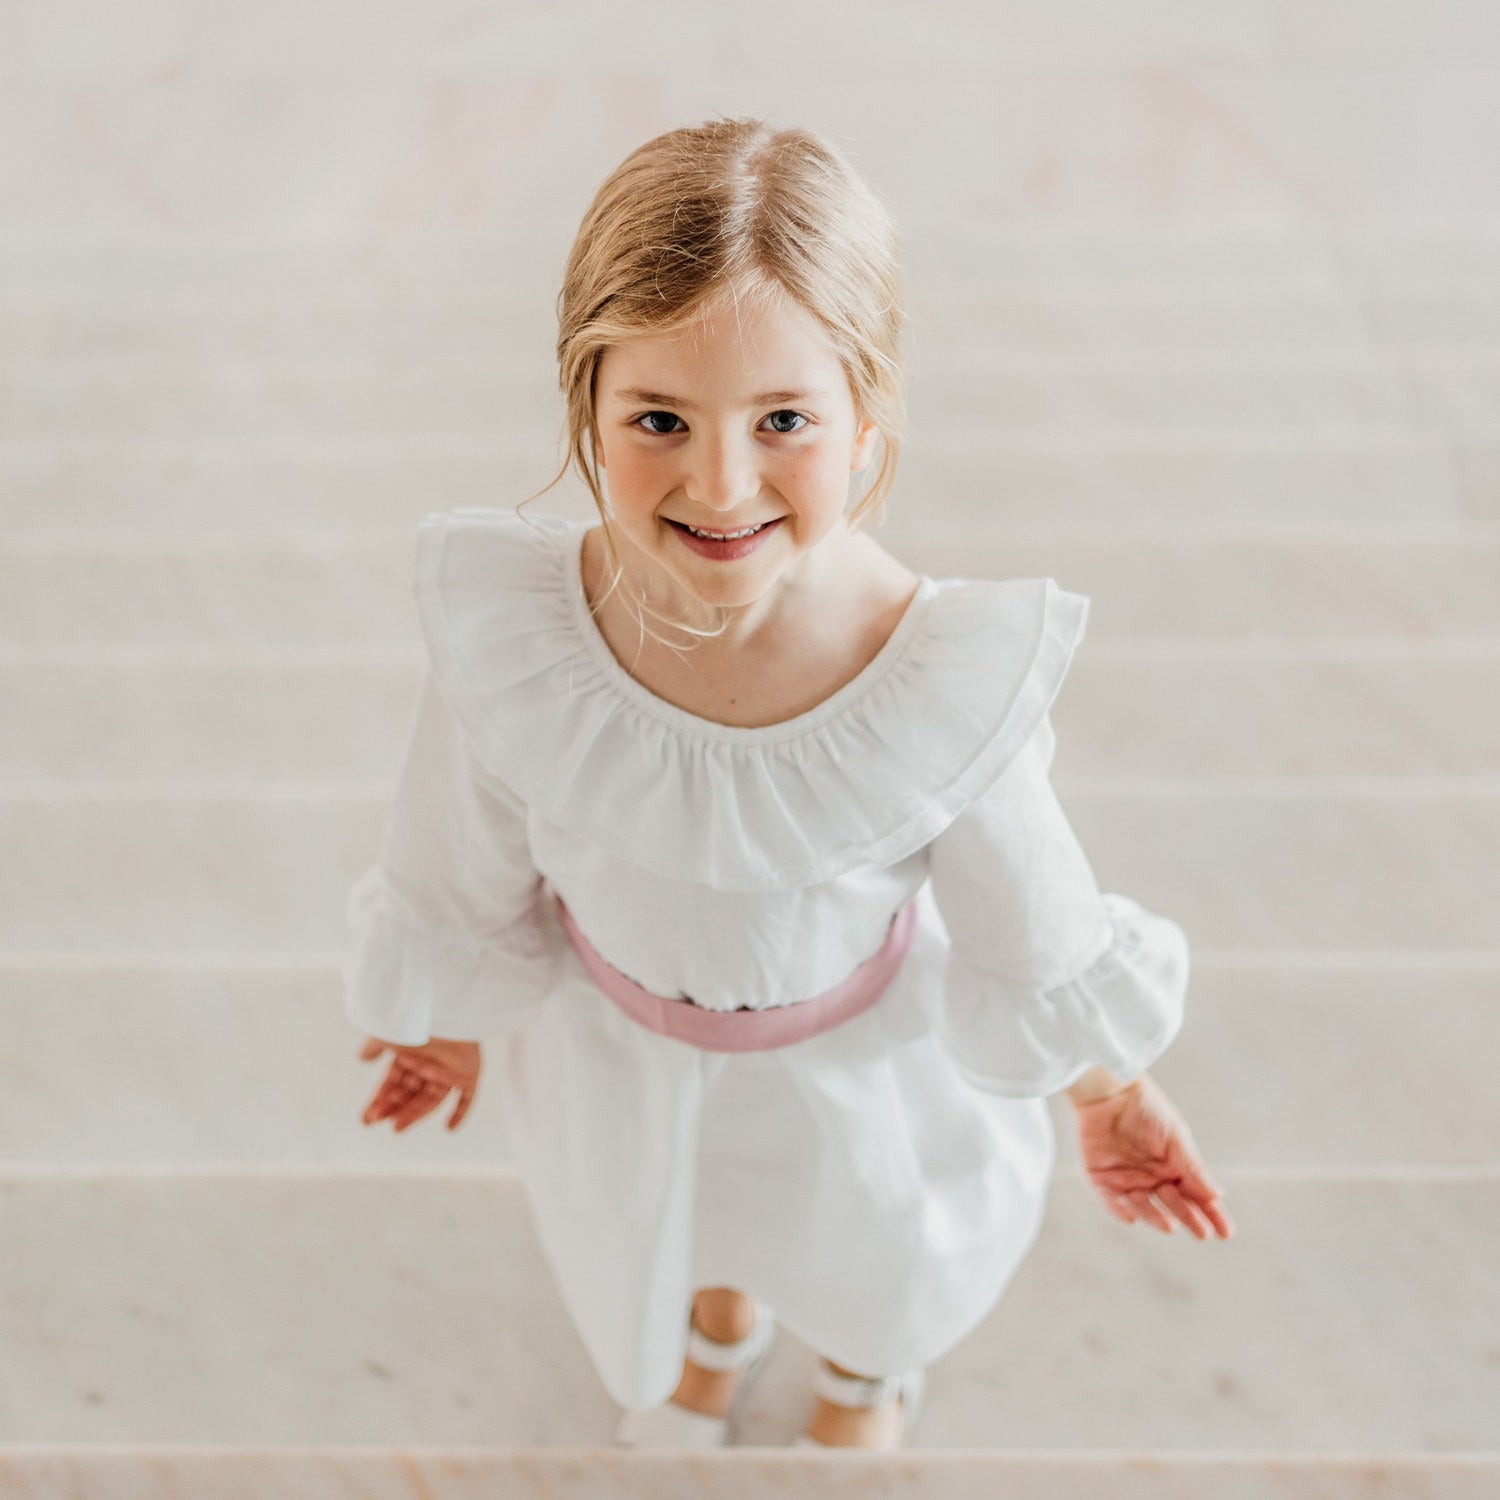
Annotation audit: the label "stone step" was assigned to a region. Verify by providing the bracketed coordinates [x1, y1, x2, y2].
[0, 955, 1491, 1171]
[1, 230, 1498, 297]
[2, 787, 1497, 953]
[5, 287, 1500, 356]
[0, 1447, 1487, 1498]
[0, 1170, 1489, 1460]
[6, 532, 1498, 645]
[6, 351, 1500, 439]
[4, 650, 1498, 782]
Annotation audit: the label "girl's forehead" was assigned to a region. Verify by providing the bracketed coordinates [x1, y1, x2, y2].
[602, 299, 840, 378]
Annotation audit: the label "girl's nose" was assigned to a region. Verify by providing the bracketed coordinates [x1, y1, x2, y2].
[682, 435, 760, 510]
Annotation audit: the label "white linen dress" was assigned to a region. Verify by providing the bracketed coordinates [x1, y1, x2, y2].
[341, 506, 1190, 1412]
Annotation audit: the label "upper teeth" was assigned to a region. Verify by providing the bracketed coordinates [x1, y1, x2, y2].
[686, 522, 767, 540]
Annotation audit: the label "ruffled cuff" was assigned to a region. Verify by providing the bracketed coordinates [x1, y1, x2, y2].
[936, 892, 1189, 1098]
[341, 866, 566, 1045]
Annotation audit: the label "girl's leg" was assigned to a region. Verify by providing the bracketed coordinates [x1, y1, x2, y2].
[805, 1355, 909, 1447]
[669, 1286, 758, 1416]
[692, 1285, 756, 1339]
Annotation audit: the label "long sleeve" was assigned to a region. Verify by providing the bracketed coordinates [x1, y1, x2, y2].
[340, 665, 567, 1046]
[925, 716, 1189, 1098]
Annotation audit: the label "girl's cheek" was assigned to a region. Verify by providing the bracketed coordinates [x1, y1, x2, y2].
[603, 446, 662, 496]
[788, 448, 847, 494]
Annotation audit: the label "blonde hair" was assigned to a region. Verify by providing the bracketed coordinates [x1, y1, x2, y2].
[518, 115, 907, 654]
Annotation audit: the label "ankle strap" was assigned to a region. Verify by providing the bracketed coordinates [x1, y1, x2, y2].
[685, 1299, 772, 1372]
[813, 1361, 902, 1408]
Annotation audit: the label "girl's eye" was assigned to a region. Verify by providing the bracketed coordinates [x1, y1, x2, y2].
[763, 409, 807, 434]
[636, 411, 684, 435]
[633, 410, 809, 436]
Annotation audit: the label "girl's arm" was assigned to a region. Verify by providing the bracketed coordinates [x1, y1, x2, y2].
[342, 666, 565, 1046]
[926, 719, 1189, 1100]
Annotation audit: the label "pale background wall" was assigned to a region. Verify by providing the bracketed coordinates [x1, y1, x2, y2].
[6, 0, 1500, 243]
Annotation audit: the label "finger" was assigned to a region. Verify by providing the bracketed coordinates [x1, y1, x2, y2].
[1175, 1170, 1236, 1240]
[362, 1078, 401, 1123]
[1184, 1162, 1225, 1201]
[387, 1085, 437, 1132]
[1156, 1182, 1213, 1240]
[358, 1036, 387, 1062]
[448, 1084, 476, 1130]
[363, 1066, 424, 1123]
[374, 1065, 424, 1107]
[1127, 1188, 1174, 1233]
[406, 1081, 451, 1128]
[381, 1070, 430, 1119]
[1199, 1195, 1236, 1240]
[363, 1087, 406, 1124]
[1146, 1176, 1206, 1236]
[393, 1081, 447, 1131]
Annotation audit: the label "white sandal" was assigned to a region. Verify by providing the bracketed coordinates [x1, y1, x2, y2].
[612, 1296, 777, 1448]
[793, 1359, 926, 1449]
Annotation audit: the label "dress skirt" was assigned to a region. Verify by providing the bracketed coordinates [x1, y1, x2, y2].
[492, 875, 1058, 1412]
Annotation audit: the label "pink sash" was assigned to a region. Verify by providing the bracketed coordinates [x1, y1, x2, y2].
[551, 888, 918, 1053]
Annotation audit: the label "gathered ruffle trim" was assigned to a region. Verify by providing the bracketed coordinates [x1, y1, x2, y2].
[411, 507, 1093, 892]
[341, 865, 565, 1045]
[937, 893, 1190, 1098]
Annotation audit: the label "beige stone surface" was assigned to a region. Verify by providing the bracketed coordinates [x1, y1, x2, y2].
[0, 1173, 1492, 1451]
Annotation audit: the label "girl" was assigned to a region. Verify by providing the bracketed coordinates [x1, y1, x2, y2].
[345, 116, 1234, 1452]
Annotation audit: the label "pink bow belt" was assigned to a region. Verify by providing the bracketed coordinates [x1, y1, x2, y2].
[551, 888, 919, 1053]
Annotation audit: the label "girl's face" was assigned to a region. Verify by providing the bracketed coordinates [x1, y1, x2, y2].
[592, 290, 880, 621]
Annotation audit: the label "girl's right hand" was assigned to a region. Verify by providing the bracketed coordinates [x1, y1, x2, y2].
[358, 1035, 482, 1132]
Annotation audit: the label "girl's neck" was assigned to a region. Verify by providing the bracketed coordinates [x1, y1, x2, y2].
[578, 520, 923, 731]
[583, 517, 897, 657]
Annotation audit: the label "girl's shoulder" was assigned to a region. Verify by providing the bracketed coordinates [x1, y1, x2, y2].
[410, 506, 1091, 893]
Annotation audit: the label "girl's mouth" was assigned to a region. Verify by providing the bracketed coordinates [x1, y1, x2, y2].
[667, 516, 784, 560]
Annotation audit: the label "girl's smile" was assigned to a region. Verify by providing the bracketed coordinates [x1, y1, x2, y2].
[666, 514, 786, 560]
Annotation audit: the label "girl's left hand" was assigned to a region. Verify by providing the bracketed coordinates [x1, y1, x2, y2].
[1073, 1075, 1235, 1240]
[357, 1035, 482, 1133]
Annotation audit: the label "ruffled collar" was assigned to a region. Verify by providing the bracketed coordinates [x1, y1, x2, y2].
[413, 507, 1090, 892]
[563, 521, 941, 745]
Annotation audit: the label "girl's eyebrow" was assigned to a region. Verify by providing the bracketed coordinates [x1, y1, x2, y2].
[612, 387, 831, 410]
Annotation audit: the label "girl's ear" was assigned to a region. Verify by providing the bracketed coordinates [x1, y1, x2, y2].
[850, 415, 880, 472]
